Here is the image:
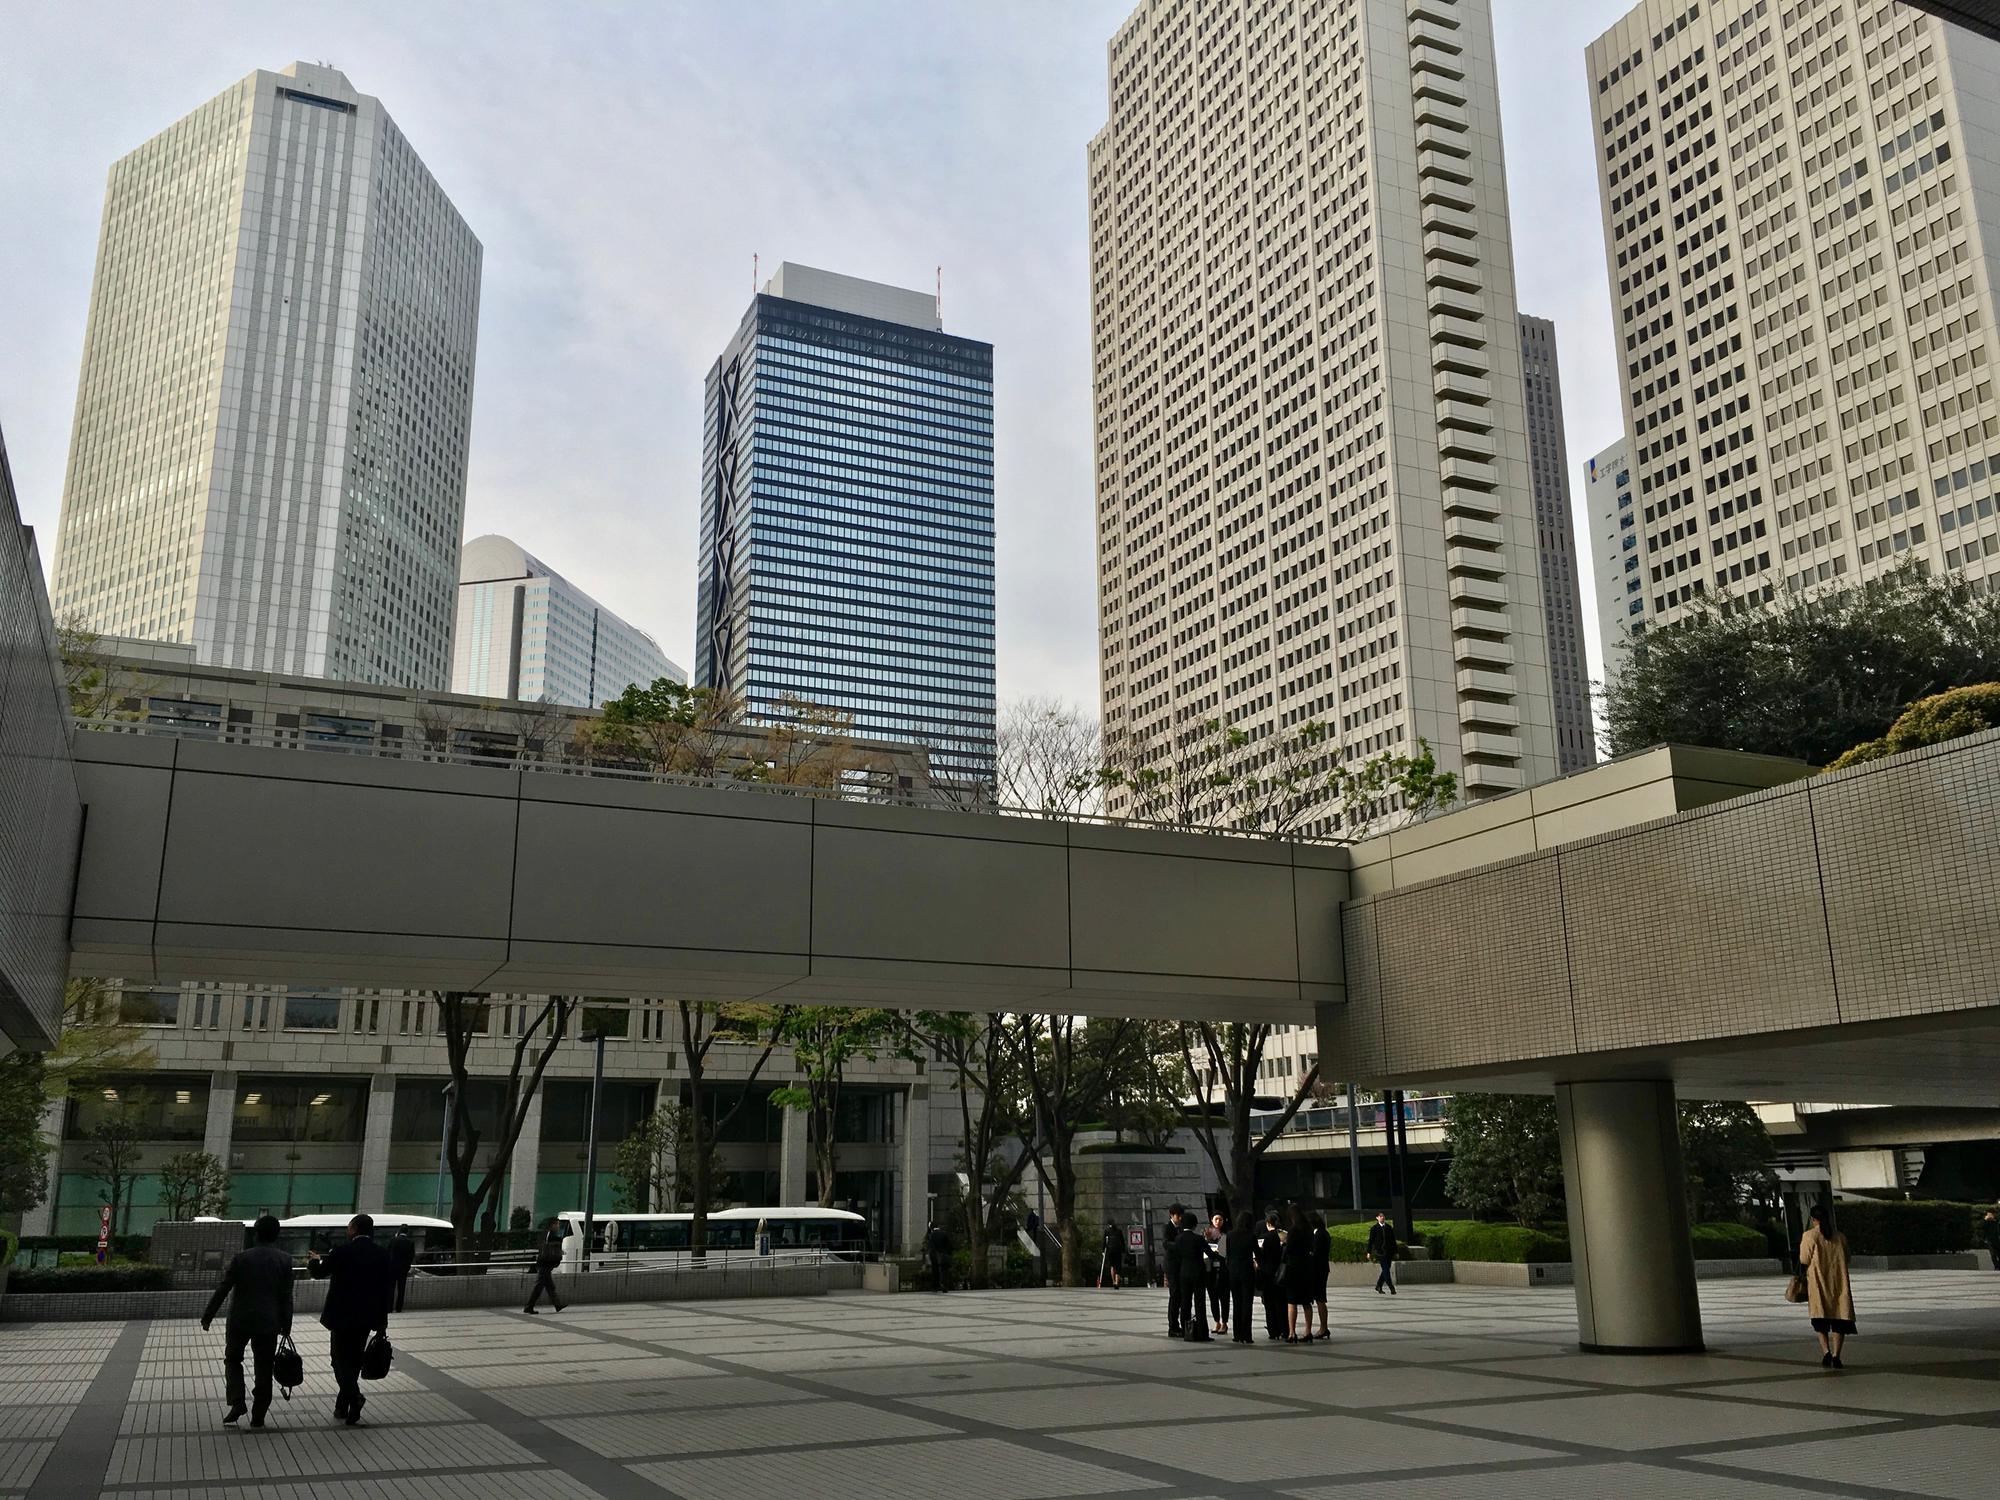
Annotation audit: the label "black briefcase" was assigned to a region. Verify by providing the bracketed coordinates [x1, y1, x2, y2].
[361, 1331, 394, 1380]
[273, 1335, 305, 1400]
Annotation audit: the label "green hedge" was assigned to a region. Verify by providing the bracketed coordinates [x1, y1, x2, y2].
[1689, 1223, 1768, 1260]
[1419, 1220, 1571, 1264]
[0, 1230, 16, 1269]
[17, 1234, 152, 1259]
[1832, 1200, 1975, 1255]
[7, 1264, 173, 1295]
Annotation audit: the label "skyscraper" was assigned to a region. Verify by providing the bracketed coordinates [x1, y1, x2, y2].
[453, 535, 682, 708]
[1518, 316, 1596, 773]
[1589, 0, 2000, 633]
[697, 263, 996, 785]
[1089, 0, 1558, 832]
[51, 62, 481, 689]
[1585, 437, 1640, 693]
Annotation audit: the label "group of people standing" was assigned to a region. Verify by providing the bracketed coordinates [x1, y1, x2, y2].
[1103, 1203, 1401, 1345]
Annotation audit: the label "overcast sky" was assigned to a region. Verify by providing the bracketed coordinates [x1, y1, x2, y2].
[0, 0, 1634, 708]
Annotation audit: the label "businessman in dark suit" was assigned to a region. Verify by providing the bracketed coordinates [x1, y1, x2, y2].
[1368, 1210, 1399, 1295]
[1162, 1206, 1185, 1337]
[1254, 1208, 1287, 1339]
[202, 1213, 294, 1428]
[309, 1213, 396, 1425]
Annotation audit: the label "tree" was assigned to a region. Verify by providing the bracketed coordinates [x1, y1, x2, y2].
[1331, 737, 1459, 834]
[1011, 1014, 1144, 1285]
[45, 979, 156, 1101]
[905, 1010, 1035, 1285]
[770, 1007, 910, 1208]
[612, 1102, 722, 1212]
[591, 678, 745, 778]
[1606, 562, 2000, 764]
[1100, 1022, 1183, 1150]
[157, 1149, 232, 1221]
[57, 613, 148, 726]
[744, 695, 857, 789]
[1679, 1102, 1777, 1222]
[1442, 1093, 1564, 1227]
[679, 1001, 786, 1257]
[437, 991, 578, 1245]
[1179, 1022, 1322, 1220]
[0, 1051, 51, 1215]
[84, 1107, 145, 1236]
[994, 698, 1101, 815]
[1827, 682, 2000, 770]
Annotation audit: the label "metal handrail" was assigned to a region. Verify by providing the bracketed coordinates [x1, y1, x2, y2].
[77, 714, 1353, 846]
[403, 1247, 849, 1275]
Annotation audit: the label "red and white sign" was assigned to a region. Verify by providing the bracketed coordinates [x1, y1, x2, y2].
[1126, 1226, 1144, 1251]
[96, 1204, 112, 1264]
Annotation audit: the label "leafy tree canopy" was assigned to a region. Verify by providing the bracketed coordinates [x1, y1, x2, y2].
[1826, 681, 2000, 770]
[1605, 564, 2000, 765]
[1443, 1093, 1564, 1227]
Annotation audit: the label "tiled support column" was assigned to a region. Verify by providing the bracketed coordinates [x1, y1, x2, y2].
[17, 1097, 68, 1236]
[507, 1086, 544, 1226]
[900, 1083, 930, 1254]
[203, 1071, 236, 1161]
[778, 1106, 808, 1206]
[1556, 1080, 1703, 1353]
[354, 1074, 397, 1213]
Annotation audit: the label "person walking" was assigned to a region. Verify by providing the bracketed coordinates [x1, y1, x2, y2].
[1799, 1203, 1856, 1368]
[1099, 1222, 1125, 1289]
[1308, 1211, 1333, 1340]
[201, 1213, 294, 1429]
[1980, 1209, 1999, 1271]
[1163, 1206, 1185, 1337]
[1175, 1211, 1212, 1341]
[1206, 1213, 1230, 1335]
[926, 1220, 953, 1292]
[1282, 1206, 1314, 1342]
[1254, 1208, 1286, 1341]
[1367, 1209, 1399, 1296]
[388, 1228, 416, 1314]
[524, 1221, 566, 1314]
[308, 1213, 395, 1426]
[1225, 1210, 1258, 1345]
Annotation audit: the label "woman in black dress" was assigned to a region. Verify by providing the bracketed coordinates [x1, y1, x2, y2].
[1308, 1211, 1333, 1341]
[1281, 1205, 1314, 1343]
[1225, 1210, 1258, 1344]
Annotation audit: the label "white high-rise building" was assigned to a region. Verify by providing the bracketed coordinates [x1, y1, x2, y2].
[1586, 437, 1639, 695]
[1089, 0, 1558, 833]
[1589, 0, 2000, 633]
[51, 63, 481, 689]
[453, 535, 682, 708]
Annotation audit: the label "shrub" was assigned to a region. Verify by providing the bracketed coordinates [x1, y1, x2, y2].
[1324, 1223, 1374, 1263]
[1420, 1220, 1570, 1264]
[1689, 1222, 1769, 1260]
[1833, 1200, 1975, 1255]
[0, 1230, 16, 1269]
[8, 1264, 173, 1295]
[1827, 682, 2000, 769]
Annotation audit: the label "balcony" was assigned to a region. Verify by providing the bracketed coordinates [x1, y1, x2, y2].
[1442, 487, 1504, 520]
[1430, 309, 1486, 349]
[1417, 144, 1475, 184]
[1436, 424, 1495, 462]
[1449, 573, 1507, 607]
[1433, 368, 1491, 403]
[1424, 256, 1482, 294]
[1415, 120, 1471, 158]
[1423, 229, 1481, 265]
[1436, 402, 1494, 438]
[1455, 667, 1517, 697]
[1414, 93, 1468, 132]
[1454, 635, 1515, 671]
[1440, 454, 1498, 490]
[1422, 202, 1477, 239]
[1445, 542, 1506, 577]
[1409, 16, 1464, 53]
[1451, 602, 1509, 634]
[1444, 513, 1504, 546]
[1427, 282, 1482, 320]
[1459, 697, 1522, 729]
[1462, 730, 1524, 760]
[1412, 74, 1469, 109]
[1463, 761, 1527, 793]
[1418, 174, 1477, 212]
[1407, 0, 1462, 28]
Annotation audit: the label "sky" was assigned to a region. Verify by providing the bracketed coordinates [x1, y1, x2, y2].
[0, 0, 1635, 710]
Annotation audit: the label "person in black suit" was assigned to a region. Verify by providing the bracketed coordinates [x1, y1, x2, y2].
[1282, 1205, 1315, 1342]
[525, 1223, 567, 1314]
[388, 1228, 416, 1313]
[1308, 1211, 1333, 1341]
[1162, 1206, 1185, 1337]
[1225, 1210, 1258, 1345]
[1253, 1208, 1286, 1340]
[1367, 1209, 1399, 1296]
[309, 1213, 396, 1426]
[201, 1213, 294, 1428]
[1174, 1214, 1211, 1341]
[1098, 1222, 1124, 1289]
[926, 1221, 954, 1292]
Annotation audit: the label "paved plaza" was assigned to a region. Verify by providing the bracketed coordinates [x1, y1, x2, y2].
[2, 1273, 1998, 1499]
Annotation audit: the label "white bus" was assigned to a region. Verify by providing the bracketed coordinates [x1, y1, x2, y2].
[552, 1207, 867, 1268]
[201, 1213, 456, 1264]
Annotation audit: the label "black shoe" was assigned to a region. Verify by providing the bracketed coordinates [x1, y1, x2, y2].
[250, 1413, 267, 1429]
[1822, 1352, 1833, 1368]
[223, 1403, 246, 1425]
[524, 1306, 539, 1314]
[1832, 1355, 1843, 1370]
[554, 1303, 566, 1313]
[345, 1395, 365, 1427]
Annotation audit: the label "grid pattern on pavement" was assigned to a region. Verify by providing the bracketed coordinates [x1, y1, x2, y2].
[2, 1271, 1996, 1498]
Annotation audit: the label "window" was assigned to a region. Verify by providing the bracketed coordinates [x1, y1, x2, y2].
[117, 988, 180, 1026]
[283, 992, 342, 1031]
[147, 698, 221, 739]
[304, 714, 373, 753]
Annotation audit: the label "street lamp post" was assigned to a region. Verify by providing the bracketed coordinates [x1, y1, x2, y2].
[579, 1028, 608, 1270]
[1346, 1081, 1363, 1213]
[432, 1081, 457, 1221]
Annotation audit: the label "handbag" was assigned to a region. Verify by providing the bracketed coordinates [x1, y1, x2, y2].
[1783, 1274, 1807, 1304]
[272, 1335, 304, 1400]
[361, 1330, 394, 1380]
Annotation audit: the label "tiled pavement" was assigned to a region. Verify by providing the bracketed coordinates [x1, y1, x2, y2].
[2, 1272, 1997, 1498]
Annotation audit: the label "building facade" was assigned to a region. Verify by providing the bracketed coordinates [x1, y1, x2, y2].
[1088, 0, 1560, 834]
[1518, 316, 1597, 773]
[1589, 0, 2000, 633]
[50, 62, 481, 690]
[1586, 437, 1640, 693]
[696, 263, 996, 787]
[453, 535, 682, 709]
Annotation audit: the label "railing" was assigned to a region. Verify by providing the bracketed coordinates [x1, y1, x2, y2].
[1253, 1095, 1450, 1137]
[404, 1247, 856, 1276]
[78, 715, 1353, 847]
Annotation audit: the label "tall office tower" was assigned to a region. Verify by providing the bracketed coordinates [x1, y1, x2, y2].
[697, 263, 996, 785]
[1518, 316, 1596, 773]
[51, 63, 481, 689]
[1586, 438, 1640, 693]
[1590, 0, 2000, 633]
[453, 535, 682, 709]
[1088, 0, 1558, 831]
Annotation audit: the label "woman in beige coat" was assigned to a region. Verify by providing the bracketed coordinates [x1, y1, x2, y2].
[1800, 1203, 1856, 1368]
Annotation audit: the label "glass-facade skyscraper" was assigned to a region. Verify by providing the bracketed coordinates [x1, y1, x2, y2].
[697, 263, 996, 786]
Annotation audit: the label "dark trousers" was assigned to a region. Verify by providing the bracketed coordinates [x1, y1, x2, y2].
[1230, 1275, 1255, 1342]
[1208, 1270, 1229, 1331]
[526, 1267, 564, 1312]
[1165, 1272, 1182, 1335]
[393, 1270, 410, 1313]
[1375, 1257, 1396, 1293]
[329, 1326, 370, 1414]
[1176, 1275, 1210, 1339]
[1260, 1278, 1285, 1337]
[223, 1327, 276, 1415]
[928, 1254, 950, 1291]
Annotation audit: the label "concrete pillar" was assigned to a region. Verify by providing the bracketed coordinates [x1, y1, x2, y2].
[1555, 1080, 1703, 1353]
[508, 1086, 545, 1226]
[778, 1106, 808, 1206]
[900, 1083, 930, 1254]
[17, 1097, 68, 1237]
[204, 1072, 237, 1161]
[354, 1074, 397, 1213]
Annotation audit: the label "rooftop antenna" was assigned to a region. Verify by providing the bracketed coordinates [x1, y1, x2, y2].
[753, 252, 759, 296]
[936, 266, 943, 324]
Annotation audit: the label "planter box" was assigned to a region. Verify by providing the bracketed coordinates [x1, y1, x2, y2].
[864, 1261, 900, 1293]
[1694, 1258, 1786, 1279]
[1850, 1252, 1981, 1271]
[1449, 1260, 1574, 1287]
[1327, 1260, 1453, 1287]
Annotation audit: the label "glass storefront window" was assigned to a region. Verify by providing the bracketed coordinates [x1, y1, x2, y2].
[232, 1079, 365, 1143]
[117, 988, 181, 1026]
[70, 1076, 209, 1141]
[283, 993, 342, 1031]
